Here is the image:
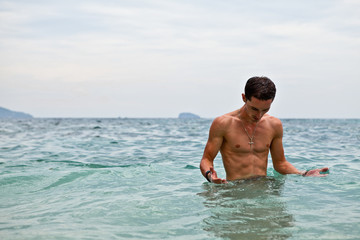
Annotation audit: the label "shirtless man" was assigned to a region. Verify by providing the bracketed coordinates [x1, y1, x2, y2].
[200, 76, 329, 183]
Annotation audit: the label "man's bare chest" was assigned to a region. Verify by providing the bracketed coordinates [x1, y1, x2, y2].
[222, 126, 272, 154]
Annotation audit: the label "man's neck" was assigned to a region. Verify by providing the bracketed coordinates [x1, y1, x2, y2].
[238, 106, 256, 125]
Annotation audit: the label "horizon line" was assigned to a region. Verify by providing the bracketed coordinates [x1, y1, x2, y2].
[2, 117, 360, 120]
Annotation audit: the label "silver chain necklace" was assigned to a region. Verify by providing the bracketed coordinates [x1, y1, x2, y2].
[240, 120, 259, 146]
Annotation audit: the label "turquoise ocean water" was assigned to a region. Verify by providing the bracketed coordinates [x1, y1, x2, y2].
[1, 118, 359, 240]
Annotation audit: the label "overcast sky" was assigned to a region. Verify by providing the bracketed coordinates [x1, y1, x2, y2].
[1, 0, 359, 118]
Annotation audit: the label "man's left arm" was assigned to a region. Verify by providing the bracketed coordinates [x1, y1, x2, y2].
[270, 119, 329, 177]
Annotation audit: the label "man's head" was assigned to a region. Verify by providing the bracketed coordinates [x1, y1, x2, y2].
[244, 76, 276, 102]
[242, 76, 276, 122]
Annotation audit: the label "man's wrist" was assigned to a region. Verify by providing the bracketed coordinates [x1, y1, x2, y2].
[301, 170, 309, 176]
[205, 170, 211, 182]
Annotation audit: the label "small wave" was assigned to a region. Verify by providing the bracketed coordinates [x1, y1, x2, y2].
[32, 159, 148, 169]
[42, 171, 95, 190]
[184, 165, 198, 169]
[5, 164, 28, 168]
[1, 145, 23, 151]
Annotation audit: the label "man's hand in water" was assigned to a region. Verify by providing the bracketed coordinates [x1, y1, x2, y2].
[302, 167, 330, 177]
[209, 166, 227, 184]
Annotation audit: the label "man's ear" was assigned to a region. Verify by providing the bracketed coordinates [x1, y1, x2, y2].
[242, 93, 247, 103]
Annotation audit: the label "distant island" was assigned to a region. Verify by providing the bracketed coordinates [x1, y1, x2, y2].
[0, 107, 33, 119]
[178, 112, 200, 119]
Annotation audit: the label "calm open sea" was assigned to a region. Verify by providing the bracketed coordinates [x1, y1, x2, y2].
[1, 118, 360, 240]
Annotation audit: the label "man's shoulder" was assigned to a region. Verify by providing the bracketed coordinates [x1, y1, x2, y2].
[263, 115, 283, 137]
[264, 114, 282, 125]
[211, 113, 237, 130]
[212, 114, 233, 126]
[261, 114, 282, 130]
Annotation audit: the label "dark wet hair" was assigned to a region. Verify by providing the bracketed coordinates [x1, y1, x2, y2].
[244, 76, 276, 101]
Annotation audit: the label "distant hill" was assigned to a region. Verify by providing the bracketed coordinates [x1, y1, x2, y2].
[178, 112, 200, 119]
[0, 107, 33, 119]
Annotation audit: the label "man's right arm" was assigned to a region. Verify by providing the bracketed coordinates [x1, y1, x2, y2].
[200, 117, 227, 184]
[270, 117, 329, 177]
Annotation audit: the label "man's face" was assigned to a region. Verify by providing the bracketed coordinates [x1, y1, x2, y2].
[243, 95, 273, 122]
